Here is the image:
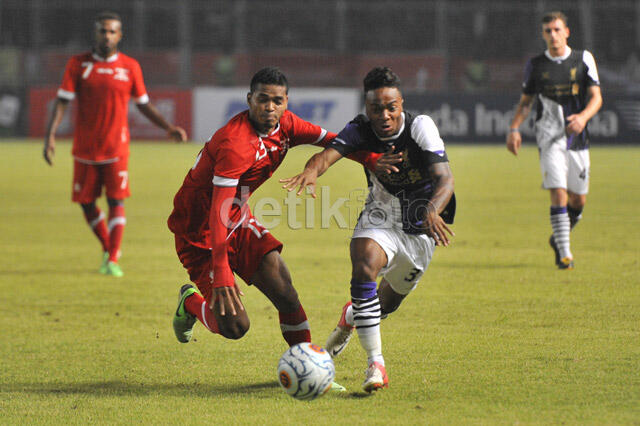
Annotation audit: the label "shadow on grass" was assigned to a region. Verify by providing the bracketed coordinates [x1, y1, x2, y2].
[3, 381, 378, 399]
[1, 380, 279, 397]
[345, 392, 375, 399]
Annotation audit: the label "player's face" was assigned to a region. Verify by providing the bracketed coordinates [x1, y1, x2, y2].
[542, 19, 569, 54]
[365, 87, 404, 138]
[247, 84, 288, 134]
[95, 19, 122, 57]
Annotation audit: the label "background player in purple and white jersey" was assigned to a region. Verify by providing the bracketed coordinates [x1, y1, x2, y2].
[506, 11, 602, 270]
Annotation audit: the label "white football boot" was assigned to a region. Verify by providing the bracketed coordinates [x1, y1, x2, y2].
[325, 301, 354, 358]
[362, 361, 389, 393]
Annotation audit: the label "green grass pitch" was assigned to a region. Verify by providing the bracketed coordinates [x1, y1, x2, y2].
[0, 140, 638, 424]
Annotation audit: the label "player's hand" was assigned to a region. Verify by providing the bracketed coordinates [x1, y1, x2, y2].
[425, 205, 454, 247]
[212, 284, 245, 316]
[506, 130, 521, 156]
[168, 126, 187, 142]
[280, 170, 319, 198]
[375, 145, 403, 174]
[565, 114, 587, 136]
[43, 138, 56, 166]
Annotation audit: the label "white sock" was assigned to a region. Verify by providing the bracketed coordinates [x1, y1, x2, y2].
[551, 207, 572, 259]
[352, 296, 384, 366]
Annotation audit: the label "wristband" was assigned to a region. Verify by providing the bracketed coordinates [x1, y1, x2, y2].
[509, 128, 520, 133]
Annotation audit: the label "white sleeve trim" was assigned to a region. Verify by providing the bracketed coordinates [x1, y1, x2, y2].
[57, 89, 75, 100]
[135, 94, 149, 104]
[410, 115, 446, 154]
[312, 128, 328, 144]
[583, 50, 600, 84]
[213, 176, 239, 187]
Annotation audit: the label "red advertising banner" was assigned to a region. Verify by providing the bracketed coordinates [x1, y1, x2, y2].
[29, 88, 192, 140]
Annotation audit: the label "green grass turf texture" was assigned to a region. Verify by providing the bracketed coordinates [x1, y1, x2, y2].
[0, 140, 638, 425]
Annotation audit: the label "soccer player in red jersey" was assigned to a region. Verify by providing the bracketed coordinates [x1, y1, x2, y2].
[168, 68, 379, 366]
[43, 12, 187, 277]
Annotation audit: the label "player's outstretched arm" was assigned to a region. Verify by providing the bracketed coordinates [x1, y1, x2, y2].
[507, 94, 534, 156]
[43, 98, 70, 166]
[280, 147, 343, 198]
[347, 145, 402, 175]
[136, 102, 187, 142]
[425, 162, 455, 246]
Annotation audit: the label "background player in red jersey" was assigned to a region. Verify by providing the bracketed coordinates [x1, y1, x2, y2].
[168, 68, 378, 369]
[43, 12, 187, 277]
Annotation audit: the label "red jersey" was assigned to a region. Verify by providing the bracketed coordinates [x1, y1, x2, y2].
[168, 110, 378, 288]
[57, 51, 149, 163]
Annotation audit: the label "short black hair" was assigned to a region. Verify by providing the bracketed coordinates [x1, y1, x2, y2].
[363, 67, 401, 94]
[95, 11, 122, 24]
[542, 11, 568, 26]
[250, 67, 289, 94]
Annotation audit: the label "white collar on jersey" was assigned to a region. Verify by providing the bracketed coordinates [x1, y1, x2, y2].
[372, 112, 406, 141]
[256, 122, 280, 138]
[92, 51, 119, 63]
[545, 46, 572, 63]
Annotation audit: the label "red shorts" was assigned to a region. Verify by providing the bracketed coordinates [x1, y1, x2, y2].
[72, 157, 130, 203]
[175, 217, 283, 302]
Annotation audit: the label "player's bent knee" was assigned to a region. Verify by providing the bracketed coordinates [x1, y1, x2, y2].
[218, 317, 250, 340]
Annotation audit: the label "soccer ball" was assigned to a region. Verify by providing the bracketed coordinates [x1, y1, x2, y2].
[277, 342, 335, 400]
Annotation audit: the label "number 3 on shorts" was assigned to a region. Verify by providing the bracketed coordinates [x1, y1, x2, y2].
[118, 171, 128, 190]
[404, 267, 422, 282]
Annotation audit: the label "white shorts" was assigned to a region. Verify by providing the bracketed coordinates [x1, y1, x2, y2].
[539, 143, 590, 195]
[352, 213, 435, 295]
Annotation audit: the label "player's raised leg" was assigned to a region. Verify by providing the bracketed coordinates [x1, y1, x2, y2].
[173, 236, 250, 342]
[173, 284, 199, 342]
[180, 283, 249, 340]
[174, 283, 251, 341]
[377, 278, 408, 319]
[350, 237, 389, 392]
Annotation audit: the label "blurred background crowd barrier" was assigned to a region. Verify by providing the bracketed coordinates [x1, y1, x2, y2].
[1, 0, 639, 142]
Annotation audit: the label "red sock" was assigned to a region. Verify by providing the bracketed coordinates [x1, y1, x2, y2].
[83, 207, 109, 252]
[279, 304, 311, 346]
[184, 291, 220, 334]
[108, 205, 126, 262]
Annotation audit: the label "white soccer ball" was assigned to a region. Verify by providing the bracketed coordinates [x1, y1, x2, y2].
[277, 342, 335, 401]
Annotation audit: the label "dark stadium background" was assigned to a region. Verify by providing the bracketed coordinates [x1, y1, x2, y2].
[1, 0, 638, 142]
